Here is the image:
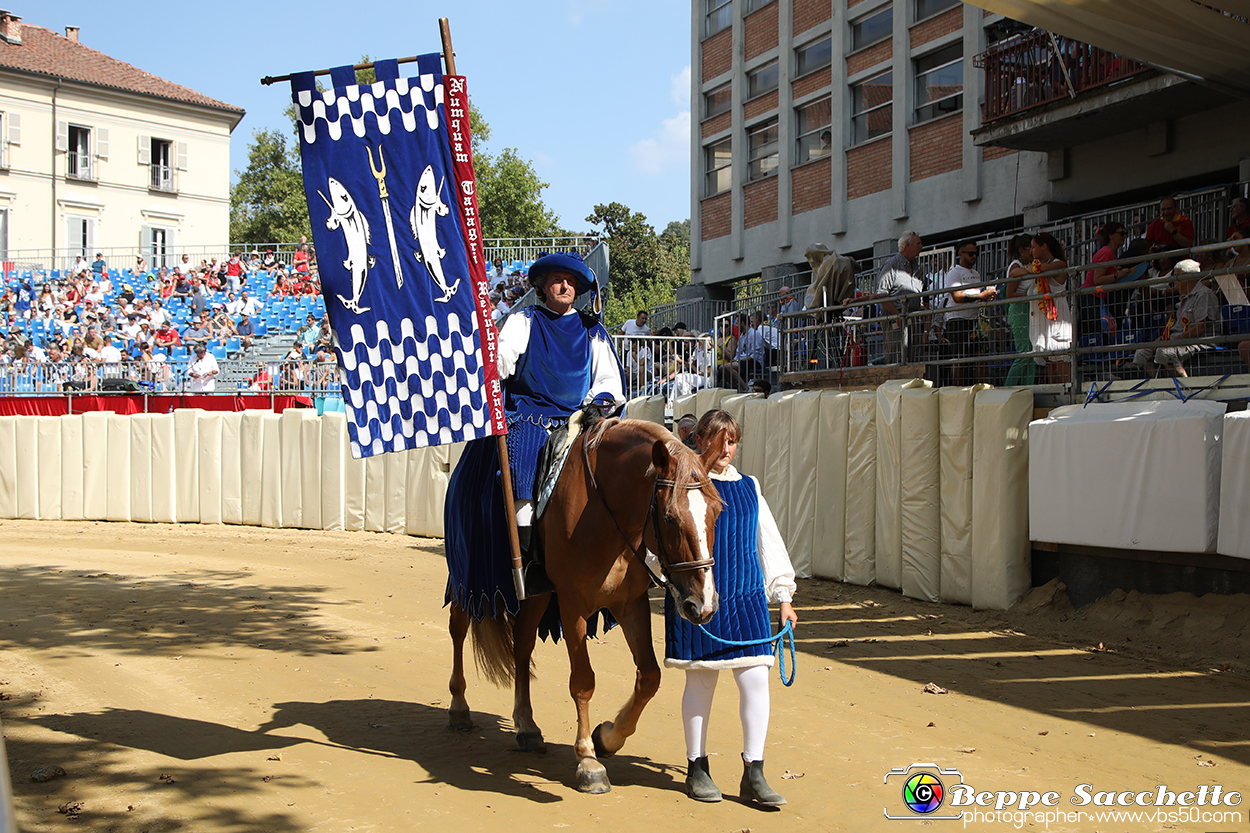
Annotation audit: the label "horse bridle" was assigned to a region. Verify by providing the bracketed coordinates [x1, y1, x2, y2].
[580, 431, 715, 588]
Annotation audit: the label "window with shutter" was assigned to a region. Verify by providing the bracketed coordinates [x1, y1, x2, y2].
[137, 134, 150, 165]
[96, 128, 109, 160]
[7, 112, 18, 146]
[66, 125, 93, 180]
[176, 142, 188, 171]
[55, 120, 68, 152]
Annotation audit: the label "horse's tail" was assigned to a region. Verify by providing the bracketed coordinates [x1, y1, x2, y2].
[468, 611, 533, 687]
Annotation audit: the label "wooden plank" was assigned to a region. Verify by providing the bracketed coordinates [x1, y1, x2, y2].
[781, 364, 927, 392]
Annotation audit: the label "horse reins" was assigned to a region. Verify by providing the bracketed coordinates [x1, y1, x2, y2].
[580, 430, 714, 590]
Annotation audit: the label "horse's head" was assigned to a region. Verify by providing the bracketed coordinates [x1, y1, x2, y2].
[645, 438, 721, 625]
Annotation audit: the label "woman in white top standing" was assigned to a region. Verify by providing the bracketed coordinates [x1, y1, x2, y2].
[1003, 233, 1037, 386]
[1027, 232, 1073, 385]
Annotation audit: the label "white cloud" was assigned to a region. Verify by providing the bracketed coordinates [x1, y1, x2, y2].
[567, 0, 608, 25]
[629, 110, 691, 176]
[671, 65, 691, 107]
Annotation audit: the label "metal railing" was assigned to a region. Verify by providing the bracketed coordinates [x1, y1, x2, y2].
[611, 334, 716, 403]
[974, 29, 1150, 123]
[0, 358, 344, 399]
[3, 237, 593, 276]
[779, 239, 1250, 402]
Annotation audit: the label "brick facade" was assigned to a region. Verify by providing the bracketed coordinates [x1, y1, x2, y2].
[702, 28, 731, 81]
[792, 156, 832, 215]
[909, 113, 963, 181]
[744, 2, 779, 60]
[910, 6, 962, 49]
[793, 0, 828, 35]
[701, 192, 732, 240]
[744, 89, 779, 121]
[847, 137, 892, 199]
[744, 176, 779, 228]
[792, 68, 830, 100]
[847, 39, 891, 77]
[702, 111, 731, 139]
[983, 145, 1019, 161]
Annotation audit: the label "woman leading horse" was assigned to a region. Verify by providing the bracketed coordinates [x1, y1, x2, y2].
[443, 252, 722, 792]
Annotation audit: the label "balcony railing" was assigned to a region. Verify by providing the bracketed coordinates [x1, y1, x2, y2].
[974, 30, 1150, 123]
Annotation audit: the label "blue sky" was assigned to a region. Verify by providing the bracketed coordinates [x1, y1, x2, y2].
[36, 0, 693, 234]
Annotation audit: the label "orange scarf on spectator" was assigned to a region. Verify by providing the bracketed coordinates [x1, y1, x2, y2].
[1035, 275, 1058, 321]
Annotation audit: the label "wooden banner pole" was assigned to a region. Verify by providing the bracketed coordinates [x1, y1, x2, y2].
[438, 17, 527, 601]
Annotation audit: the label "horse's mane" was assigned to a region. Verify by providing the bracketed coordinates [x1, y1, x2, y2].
[587, 418, 721, 515]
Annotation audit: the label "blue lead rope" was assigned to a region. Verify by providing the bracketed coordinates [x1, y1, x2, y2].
[696, 621, 797, 687]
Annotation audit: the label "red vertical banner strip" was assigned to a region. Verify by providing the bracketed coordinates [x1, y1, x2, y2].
[444, 74, 506, 435]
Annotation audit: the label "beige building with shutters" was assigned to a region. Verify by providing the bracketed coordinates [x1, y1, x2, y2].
[0, 11, 244, 269]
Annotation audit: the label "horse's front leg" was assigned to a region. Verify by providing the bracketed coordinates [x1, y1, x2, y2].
[592, 593, 660, 758]
[563, 613, 610, 793]
[512, 594, 549, 753]
[447, 603, 473, 730]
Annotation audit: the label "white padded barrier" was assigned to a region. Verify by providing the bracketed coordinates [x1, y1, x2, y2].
[240, 411, 265, 526]
[36, 417, 61, 521]
[786, 391, 822, 579]
[196, 412, 223, 525]
[406, 444, 450, 538]
[1030, 400, 1223, 554]
[0, 417, 14, 519]
[1219, 411, 1250, 559]
[150, 414, 177, 524]
[173, 410, 202, 522]
[320, 412, 346, 531]
[811, 391, 850, 581]
[972, 388, 1034, 610]
[220, 413, 244, 525]
[259, 413, 283, 528]
[763, 392, 800, 549]
[15, 416, 38, 520]
[128, 414, 153, 523]
[937, 386, 988, 605]
[384, 450, 407, 534]
[280, 409, 307, 528]
[875, 379, 929, 589]
[105, 414, 131, 522]
[363, 453, 387, 532]
[624, 395, 666, 426]
[900, 387, 940, 603]
[82, 412, 110, 520]
[844, 391, 877, 586]
[344, 429, 367, 532]
[694, 387, 729, 419]
[300, 415, 323, 530]
[59, 415, 84, 521]
[740, 395, 769, 479]
[672, 394, 698, 421]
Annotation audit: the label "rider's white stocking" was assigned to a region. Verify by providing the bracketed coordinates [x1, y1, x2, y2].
[514, 499, 534, 527]
[734, 665, 770, 762]
[681, 668, 718, 759]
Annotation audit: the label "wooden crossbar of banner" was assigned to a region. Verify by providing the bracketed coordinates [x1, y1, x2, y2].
[259, 19, 530, 601]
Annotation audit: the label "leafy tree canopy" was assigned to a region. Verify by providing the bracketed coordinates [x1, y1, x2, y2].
[588, 204, 691, 330]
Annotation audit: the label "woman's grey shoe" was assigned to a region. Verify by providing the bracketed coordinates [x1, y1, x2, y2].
[686, 756, 722, 802]
[740, 759, 786, 806]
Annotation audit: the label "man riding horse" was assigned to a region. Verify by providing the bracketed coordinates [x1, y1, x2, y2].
[444, 251, 625, 612]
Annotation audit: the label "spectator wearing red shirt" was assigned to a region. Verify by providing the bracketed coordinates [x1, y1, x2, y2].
[293, 243, 310, 275]
[154, 322, 181, 349]
[1145, 196, 1195, 250]
[225, 251, 245, 293]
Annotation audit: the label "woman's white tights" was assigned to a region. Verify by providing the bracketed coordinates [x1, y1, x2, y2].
[682, 665, 770, 762]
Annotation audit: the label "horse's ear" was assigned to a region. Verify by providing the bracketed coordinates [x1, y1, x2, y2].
[651, 439, 671, 471]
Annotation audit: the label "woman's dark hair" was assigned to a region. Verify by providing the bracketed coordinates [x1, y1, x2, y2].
[1009, 233, 1033, 260]
[1096, 222, 1126, 246]
[1032, 232, 1066, 262]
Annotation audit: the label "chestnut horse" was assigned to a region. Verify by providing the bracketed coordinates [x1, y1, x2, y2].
[447, 417, 722, 793]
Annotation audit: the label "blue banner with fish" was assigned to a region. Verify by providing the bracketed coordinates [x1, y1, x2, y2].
[290, 54, 504, 458]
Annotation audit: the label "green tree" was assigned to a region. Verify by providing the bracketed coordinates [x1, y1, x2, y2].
[229, 129, 310, 245]
[476, 148, 561, 239]
[591, 205, 692, 329]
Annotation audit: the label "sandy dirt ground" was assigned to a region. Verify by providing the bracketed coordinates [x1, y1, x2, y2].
[1, 520, 1248, 832]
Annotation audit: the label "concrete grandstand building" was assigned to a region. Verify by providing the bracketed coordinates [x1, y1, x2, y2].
[687, 0, 1250, 295]
[0, 11, 244, 269]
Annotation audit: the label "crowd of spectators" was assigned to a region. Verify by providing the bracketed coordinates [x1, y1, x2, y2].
[0, 241, 331, 394]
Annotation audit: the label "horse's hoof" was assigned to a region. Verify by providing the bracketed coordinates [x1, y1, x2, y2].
[516, 731, 547, 754]
[575, 758, 612, 794]
[448, 708, 473, 732]
[591, 722, 617, 758]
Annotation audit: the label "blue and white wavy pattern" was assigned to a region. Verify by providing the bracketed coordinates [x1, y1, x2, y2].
[294, 76, 444, 144]
[336, 312, 487, 456]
